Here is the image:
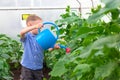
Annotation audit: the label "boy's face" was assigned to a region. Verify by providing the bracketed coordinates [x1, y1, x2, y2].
[28, 20, 42, 35]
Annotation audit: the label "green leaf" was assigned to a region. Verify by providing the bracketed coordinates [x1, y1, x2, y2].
[50, 60, 68, 77]
[80, 34, 120, 58]
[73, 64, 91, 73]
[66, 6, 70, 13]
[93, 61, 117, 80]
[0, 60, 4, 69]
[77, 27, 92, 35]
[1, 53, 10, 59]
[111, 9, 119, 20]
[109, 23, 120, 33]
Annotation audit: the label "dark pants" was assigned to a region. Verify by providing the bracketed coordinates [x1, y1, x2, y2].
[20, 66, 43, 80]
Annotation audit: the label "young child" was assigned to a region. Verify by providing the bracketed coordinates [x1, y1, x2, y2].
[20, 14, 59, 80]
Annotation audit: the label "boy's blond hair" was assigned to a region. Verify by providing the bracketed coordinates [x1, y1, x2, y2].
[26, 14, 42, 24]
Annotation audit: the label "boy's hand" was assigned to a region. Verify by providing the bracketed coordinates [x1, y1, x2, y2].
[48, 44, 60, 51]
[35, 23, 43, 29]
[48, 44, 71, 53]
[54, 44, 60, 49]
[48, 48, 53, 51]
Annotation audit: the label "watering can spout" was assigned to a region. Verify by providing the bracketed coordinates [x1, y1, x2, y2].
[58, 44, 71, 53]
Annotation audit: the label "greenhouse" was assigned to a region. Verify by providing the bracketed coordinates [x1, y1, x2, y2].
[0, 0, 120, 80]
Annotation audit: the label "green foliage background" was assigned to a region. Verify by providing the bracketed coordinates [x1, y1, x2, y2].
[0, 34, 23, 80]
[45, 0, 120, 80]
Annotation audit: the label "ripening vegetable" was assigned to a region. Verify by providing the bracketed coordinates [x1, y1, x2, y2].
[66, 48, 71, 54]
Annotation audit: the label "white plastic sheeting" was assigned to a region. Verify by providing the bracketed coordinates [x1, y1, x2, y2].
[0, 0, 81, 7]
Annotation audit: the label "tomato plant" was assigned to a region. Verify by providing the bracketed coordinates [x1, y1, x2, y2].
[0, 34, 23, 80]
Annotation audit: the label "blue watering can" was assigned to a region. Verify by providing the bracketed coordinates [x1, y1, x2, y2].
[36, 22, 60, 50]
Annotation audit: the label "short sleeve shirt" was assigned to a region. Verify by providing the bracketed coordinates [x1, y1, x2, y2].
[20, 32, 44, 70]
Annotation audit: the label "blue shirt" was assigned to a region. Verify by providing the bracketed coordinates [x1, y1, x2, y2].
[20, 32, 44, 70]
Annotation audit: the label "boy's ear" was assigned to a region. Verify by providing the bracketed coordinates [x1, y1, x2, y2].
[27, 22, 32, 26]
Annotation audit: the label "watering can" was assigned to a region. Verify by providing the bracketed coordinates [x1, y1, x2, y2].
[36, 22, 59, 50]
[36, 22, 71, 53]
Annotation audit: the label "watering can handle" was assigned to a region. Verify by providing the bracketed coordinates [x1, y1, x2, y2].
[38, 22, 59, 40]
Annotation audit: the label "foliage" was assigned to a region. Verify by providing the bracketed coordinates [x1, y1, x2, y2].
[44, 0, 120, 80]
[0, 58, 12, 80]
[44, 6, 82, 69]
[0, 34, 23, 80]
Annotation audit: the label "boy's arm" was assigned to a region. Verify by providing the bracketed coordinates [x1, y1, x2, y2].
[20, 25, 36, 39]
[20, 23, 42, 39]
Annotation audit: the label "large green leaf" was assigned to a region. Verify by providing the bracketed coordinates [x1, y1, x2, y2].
[93, 61, 117, 80]
[80, 34, 120, 58]
[50, 60, 68, 77]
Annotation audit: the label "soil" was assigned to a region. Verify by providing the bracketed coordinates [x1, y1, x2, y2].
[12, 68, 21, 80]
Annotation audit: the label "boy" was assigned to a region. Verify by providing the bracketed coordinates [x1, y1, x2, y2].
[20, 14, 59, 80]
